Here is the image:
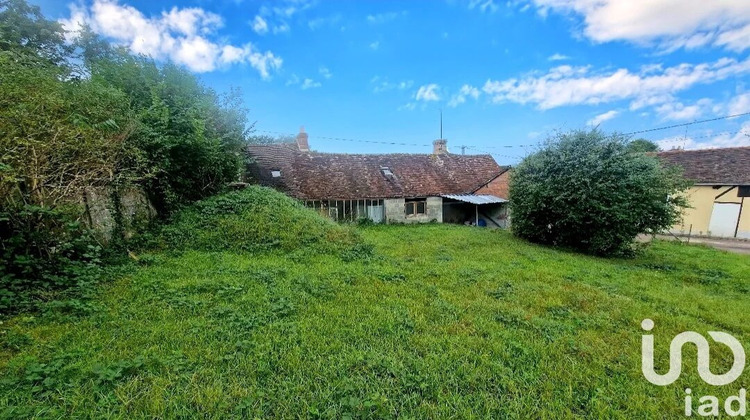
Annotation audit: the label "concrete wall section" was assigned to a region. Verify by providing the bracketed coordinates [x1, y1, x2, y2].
[384, 197, 443, 223]
[425, 196, 443, 223]
[384, 198, 406, 223]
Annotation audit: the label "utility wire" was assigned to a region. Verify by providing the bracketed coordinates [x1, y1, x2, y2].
[624, 111, 750, 136]
[257, 111, 750, 154]
[651, 129, 750, 143]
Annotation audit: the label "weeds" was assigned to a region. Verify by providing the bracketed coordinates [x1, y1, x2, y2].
[0, 222, 748, 418]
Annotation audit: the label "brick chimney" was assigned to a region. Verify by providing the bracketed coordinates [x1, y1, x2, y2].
[296, 126, 309, 152]
[433, 139, 447, 154]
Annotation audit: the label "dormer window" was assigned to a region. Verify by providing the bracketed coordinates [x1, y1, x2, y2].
[271, 170, 282, 178]
[380, 166, 393, 177]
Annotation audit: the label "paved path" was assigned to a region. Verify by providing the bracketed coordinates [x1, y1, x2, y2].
[652, 235, 750, 256]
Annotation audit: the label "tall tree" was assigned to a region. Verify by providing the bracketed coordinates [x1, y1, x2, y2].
[78, 31, 251, 215]
[0, 0, 71, 66]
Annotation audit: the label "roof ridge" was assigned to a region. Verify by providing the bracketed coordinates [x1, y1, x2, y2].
[246, 146, 505, 199]
[245, 144, 494, 158]
[658, 146, 750, 154]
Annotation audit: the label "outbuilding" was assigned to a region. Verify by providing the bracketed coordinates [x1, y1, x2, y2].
[658, 146, 750, 239]
[245, 128, 511, 226]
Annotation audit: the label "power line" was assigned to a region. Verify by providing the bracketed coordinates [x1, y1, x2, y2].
[647, 129, 750, 145]
[624, 111, 750, 136]
[257, 111, 750, 156]
[257, 130, 432, 148]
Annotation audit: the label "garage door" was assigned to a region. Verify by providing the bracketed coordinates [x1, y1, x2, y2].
[708, 202, 741, 238]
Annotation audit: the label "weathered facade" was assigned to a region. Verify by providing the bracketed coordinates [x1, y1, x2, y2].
[473, 170, 510, 199]
[658, 147, 750, 239]
[245, 128, 510, 225]
[78, 186, 156, 242]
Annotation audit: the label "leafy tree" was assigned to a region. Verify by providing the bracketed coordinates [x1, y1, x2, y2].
[509, 129, 689, 256]
[627, 138, 660, 153]
[1, 0, 254, 311]
[0, 4, 138, 312]
[79, 35, 251, 215]
[0, 52, 139, 208]
[0, 0, 71, 66]
[247, 134, 296, 144]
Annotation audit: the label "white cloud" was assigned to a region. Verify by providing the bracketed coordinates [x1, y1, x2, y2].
[272, 22, 290, 34]
[448, 84, 481, 107]
[469, 0, 500, 13]
[656, 121, 750, 150]
[251, 15, 268, 34]
[162, 7, 222, 36]
[654, 98, 713, 121]
[415, 84, 441, 102]
[482, 57, 750, 110]
[530, 0, 750, 52]
[308, 14, 342, 30]
[398, 81, 413, 90]
[319, 66, 332, 79]
[729, 92, 750, 115]
[246, 50, 283, 79]
[59, 5, 88, 43]
[301, 78, 321, 89]
[60, 0, 281, 77]
[254, 0, 315, 35]
[548, 53, 570, 61]
[587, 110, 619, 126]
[369, 41, 380, 50]
[366, 11, 407, 24]
[371, 77, 413, 93]
[286, 74, 300, 86]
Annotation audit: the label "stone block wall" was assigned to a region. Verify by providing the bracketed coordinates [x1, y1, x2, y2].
[81, 186, 156, 242]
[384, 196, 443, 223]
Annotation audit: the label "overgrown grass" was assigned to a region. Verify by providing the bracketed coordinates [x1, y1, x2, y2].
[159, 186, 360, 254]
[1, 198, 748, 418]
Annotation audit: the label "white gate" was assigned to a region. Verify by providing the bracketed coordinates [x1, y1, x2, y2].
[708, 202, 741, 237]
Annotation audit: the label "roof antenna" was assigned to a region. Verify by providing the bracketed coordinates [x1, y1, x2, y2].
[440, 108, 443, 139]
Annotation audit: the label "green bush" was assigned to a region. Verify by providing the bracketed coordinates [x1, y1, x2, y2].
[509, 129, 689, 257]
[160, 187, 361, 254]
[0, 1, 253, 314]
[0, 205, 102, 314]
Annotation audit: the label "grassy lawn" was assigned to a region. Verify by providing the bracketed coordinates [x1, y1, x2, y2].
[1, 208, 749, 417]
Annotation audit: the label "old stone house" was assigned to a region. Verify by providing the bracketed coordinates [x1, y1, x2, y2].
[245, 128, 511, 226]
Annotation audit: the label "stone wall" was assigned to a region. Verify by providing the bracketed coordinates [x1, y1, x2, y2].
[384, 196, 443, 223]
[81, 186, 156, 242]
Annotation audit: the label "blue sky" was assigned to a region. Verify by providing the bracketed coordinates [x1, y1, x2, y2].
[36, 0, 750, 164]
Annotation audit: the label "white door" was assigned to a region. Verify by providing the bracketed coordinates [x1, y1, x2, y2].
[708, 202, 741, 237]
[367, 205, 383, 223]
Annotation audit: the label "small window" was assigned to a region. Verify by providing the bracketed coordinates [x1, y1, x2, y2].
[405, 199, 426, 216]
[380, 166, 394, 177]
[271, 170, 281, 178]
[739, 186, 750, 197]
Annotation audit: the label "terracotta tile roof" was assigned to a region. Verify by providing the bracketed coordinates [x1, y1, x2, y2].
[657, 146, 750, 185]
[246, 143, 507, 199]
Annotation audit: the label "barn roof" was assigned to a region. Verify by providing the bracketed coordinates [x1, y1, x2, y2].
[657, 146, 750, 186]
[246, 143, 507, 200]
